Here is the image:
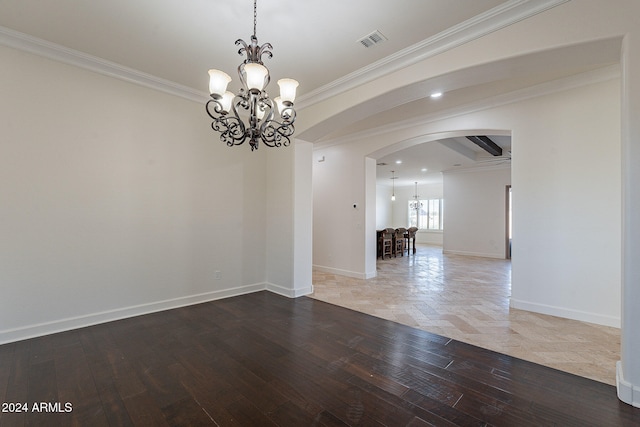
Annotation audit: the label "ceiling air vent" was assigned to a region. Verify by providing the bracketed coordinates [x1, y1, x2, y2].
[358, 30, 387, 48]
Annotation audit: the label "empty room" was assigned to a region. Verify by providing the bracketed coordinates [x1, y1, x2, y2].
[2, 0, 640, 425]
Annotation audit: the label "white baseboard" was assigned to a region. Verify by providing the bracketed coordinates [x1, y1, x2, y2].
[443, 249, 505, 259]
[0, 282, 308, 345]
[617, 361, 640, 407]
[266, 282, 314, 298]
[510, 298, 620, 328]
[313, 264, 371, 279]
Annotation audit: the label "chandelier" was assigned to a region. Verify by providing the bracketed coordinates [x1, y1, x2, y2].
[391, 171, 397, 201]
[409, 182, 423, 210]
[205, 0, 299, 151]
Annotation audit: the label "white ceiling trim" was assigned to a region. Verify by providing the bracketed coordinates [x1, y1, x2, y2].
[0, 25, 208, 104]
[296, 0, 571, 109]
[313, 64, 620, 150]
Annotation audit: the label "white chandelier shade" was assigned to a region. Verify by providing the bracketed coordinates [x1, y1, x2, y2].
[218, 91, 235, 113]
[242, 63, 269, 91]
[277, 78, 299, 104]
[208, 70, 232, 97]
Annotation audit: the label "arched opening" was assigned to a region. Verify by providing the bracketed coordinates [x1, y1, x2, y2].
[367, 130, 512, 270]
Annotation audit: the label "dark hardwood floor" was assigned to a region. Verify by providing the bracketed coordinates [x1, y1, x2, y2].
[1, 291, 639, 426]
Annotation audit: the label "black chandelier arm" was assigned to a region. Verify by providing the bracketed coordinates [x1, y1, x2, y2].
[260, 120, 295, 148]
[256, 42, 273, 63]
[213, 116, 246, 147]
[220, 119, 246, 147]
[205, 97, 226, 116]
[258, 96, 275, 129]
[226, 96, 251, 146]
[206, 99, 247, 147]
[279, 106, 296, 124]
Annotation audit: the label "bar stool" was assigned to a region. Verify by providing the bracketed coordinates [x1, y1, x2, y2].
[380, 228, 394, 259]
[406, 227, 418, 255]
[394, 228, 406, 257]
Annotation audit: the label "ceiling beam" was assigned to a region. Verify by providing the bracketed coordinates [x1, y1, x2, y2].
[466, 136, 503, 157]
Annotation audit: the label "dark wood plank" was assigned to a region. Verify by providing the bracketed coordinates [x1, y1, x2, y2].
[0, 340, 31, 427]
[0, 343, 15, 404]
[78, 327, 135, 426]
[167, 358, 243, 425]
[54, 339, 109, 426]
[1, 291, 640, 426]
[122, 392, 170, 426]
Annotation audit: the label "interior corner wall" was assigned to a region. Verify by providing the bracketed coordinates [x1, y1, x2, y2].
[265, 147, 293, 294]
[0, 44, 269, 344]
[293, 141, 314, 295]
[442, 167, 511, 258]
[265, 140, 314, 297]
[364, 157, 377, 278]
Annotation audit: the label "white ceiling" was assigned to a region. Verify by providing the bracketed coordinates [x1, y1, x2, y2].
[377, 135, 512, 187]
[0, 0, 622, 186]
[0, 0, 506, 98]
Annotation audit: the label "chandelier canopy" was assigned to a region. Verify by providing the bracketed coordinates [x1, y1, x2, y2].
[206, 0, 299, 151]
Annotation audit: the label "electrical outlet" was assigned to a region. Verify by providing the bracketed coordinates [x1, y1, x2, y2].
[214, 270, 221, 280]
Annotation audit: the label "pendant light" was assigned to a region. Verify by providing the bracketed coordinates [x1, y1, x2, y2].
[391, 171, 397, 201]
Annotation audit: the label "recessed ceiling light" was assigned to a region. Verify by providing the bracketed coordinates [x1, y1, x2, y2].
[395, 160, 402, 164]
[421, 168, 428, 172]
[430, 92, 443, 98]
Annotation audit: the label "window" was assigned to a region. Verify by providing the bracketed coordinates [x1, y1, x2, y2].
[408, 199, 443, 230]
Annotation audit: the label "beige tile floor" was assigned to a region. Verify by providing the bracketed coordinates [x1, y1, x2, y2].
[311, 245, 620, 385]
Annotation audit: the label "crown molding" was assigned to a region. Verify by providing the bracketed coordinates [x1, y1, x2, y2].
[0, 25, 209, 104]
[296, 0, 571, 109]
[313, 64, 620, 150]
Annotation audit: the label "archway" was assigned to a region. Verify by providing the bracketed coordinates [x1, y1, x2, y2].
[365, 129, 512, 274]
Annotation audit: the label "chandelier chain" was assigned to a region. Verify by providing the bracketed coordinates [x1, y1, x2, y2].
[253, 0, 257, 37]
